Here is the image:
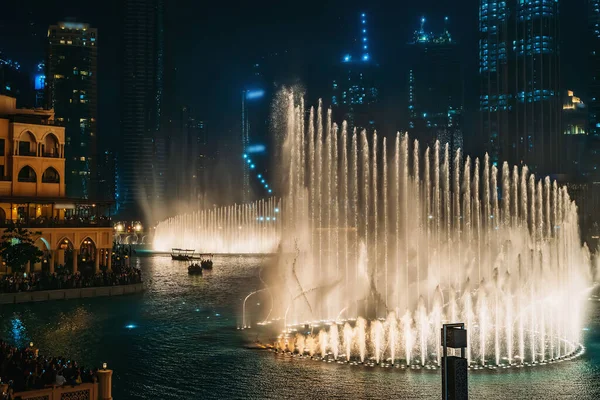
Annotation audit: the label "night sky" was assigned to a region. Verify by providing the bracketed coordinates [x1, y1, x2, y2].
[0, 0, 589, 150]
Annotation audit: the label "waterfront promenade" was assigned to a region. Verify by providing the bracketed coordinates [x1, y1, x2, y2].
[0, 339, 112, 399]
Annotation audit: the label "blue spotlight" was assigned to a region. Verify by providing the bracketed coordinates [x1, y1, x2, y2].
[343, 54, 351, 62]
[258, 174, 262, 178]
[243, 154, 247, 159]
[268, 189, 272, 193]
[246, 159, 251, 164]
[363, 54, 370, 61]
[274, 208, 279, 213]
[250, 164, 255, 169]
[261, 179, 265, 183]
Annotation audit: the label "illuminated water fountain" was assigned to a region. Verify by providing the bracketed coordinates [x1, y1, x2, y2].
[271, 92, 592, 368]
[153, 198, 281, 254]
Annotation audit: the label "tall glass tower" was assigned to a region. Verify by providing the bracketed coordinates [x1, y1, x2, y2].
[588, 0, 600, 179]
[119, 0, 165, 221]
[408, 17, 463, 153]
[331, 12, 379, 132]
[479, 0, 561, 174]
[47, 21, 98, 199]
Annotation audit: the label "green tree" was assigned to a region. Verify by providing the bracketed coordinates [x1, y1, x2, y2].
[0, 226, 44, 272]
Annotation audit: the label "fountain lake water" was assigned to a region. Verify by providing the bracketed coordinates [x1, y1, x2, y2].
[154, 92, 592, 368]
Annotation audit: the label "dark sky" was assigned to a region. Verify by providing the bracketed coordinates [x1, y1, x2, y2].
[0, 0, 589, 148]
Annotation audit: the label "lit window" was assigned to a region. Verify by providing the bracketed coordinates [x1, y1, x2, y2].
[80, 157, 86, 161]
[59, 40, 65, 44]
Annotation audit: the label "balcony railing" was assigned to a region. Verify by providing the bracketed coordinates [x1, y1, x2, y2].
[43, 152, 60, 158]
[18, 151, 37, 157]
[0, 218, 112, 228]
[18, 177, 36, 183]
[11, 382, 98, 400]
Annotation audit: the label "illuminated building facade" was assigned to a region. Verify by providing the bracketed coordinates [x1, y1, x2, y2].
[331, 12, 379, 132]
[0, 95, 114, 276]
[408, 17, 463, 153]
[562, 90, 588, 177]
[46, 21, 98, 199]
[479, 0, 561, 174]
[119, 0, 165, 221]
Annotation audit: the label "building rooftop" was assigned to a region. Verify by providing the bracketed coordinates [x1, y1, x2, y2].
[0, 95, 56, 121]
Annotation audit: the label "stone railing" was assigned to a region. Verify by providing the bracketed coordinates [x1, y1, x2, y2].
[5, 369, 112, 400]
[0, 282, 144, 305]
[9, 382, 97, 400]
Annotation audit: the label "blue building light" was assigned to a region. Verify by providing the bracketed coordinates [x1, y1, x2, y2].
[363, 37, 367, 42]
[34, 75, 45, 90]
[363, 54, 370, 61]
[247, 144, 266, 153]
[343, 54, 351, 62]
[364, 45, 368, 49]
[250, 164, 255, 169]
[246, 159, 251, 164]
[268, 189, 272, 193]
[258, 174, 262, 178]
[361, 13, 365, 17]
[246, 90, 265, 100]
[243, 154, 248, 159]
[362, 20, 366, 24]
[363, 29, 366, 33]
[265, 184, 269, 188]
[275, 208, 279, 213]
[261, 179, 265, 183]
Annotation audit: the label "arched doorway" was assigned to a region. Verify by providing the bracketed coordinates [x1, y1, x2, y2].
[34, 237, 51, 273]
[57, 237, 74, 273]
[79, 237, 96, 274]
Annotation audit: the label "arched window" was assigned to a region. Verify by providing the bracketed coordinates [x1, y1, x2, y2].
[43, 133, 60, 157]
[17, 166, 37, 183]
[18, 131, 36, 156]
[42, 167, 60, 183]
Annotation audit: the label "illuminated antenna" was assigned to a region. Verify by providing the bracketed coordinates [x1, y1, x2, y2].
[420, 16, 426, 34]
[361, 12, 369, 61]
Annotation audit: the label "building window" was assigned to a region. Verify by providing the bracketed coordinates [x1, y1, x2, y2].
[0, 139, 5, 156]
[42, 167, 60, 183]
[17, 166, 37, 183]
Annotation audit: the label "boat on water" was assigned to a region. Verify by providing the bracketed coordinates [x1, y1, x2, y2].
[200, 254, 214, 269]
[188, 262, 203, 275]
[171, 248, 195, 261]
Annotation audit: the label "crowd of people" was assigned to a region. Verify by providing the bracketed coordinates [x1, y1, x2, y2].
[0, 339, 99, 397]
[0, 265, 142, 294]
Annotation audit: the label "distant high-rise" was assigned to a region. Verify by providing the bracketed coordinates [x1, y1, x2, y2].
[588, 0, 600, 179]
[407, 17, 463, 153]
[119, 0, 165, 221]
[479, 0, 561, 174]
[46, 21, 98, 199]
[331, 12, 379, 132]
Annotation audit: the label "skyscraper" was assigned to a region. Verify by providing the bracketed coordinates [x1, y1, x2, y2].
[119, 0, 165, 221]
[331, 12, 379, 132]
[588, 0, 600, 179]
[479, 0, 561, 174]
[407, 17, 463, 153]
[46, 21, 98, 199]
